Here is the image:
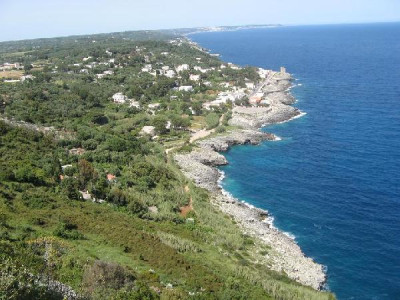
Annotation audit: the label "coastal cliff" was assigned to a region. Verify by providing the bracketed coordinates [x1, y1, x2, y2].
[174, 71, 327, 290]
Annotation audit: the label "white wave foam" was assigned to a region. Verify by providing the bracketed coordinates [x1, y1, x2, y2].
[276, 111, 307, 124]
[218, 169, 297, 241]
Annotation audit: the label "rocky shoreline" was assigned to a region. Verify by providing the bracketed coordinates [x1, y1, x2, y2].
[174, 72, 327, 290]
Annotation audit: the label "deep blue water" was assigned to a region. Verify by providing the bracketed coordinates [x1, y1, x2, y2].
[191, 23, 400, 300]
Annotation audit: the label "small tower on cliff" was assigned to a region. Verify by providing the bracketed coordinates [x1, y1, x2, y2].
[280, 66, 286, 74]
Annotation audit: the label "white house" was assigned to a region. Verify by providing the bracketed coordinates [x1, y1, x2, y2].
[112, 93, 128, 104]
[148, 103, 161, 110]
[130, 100, 141, 109]
[142, 67, 151, 73]
[258, 68, 270, 79]
[21, 75, 35, 81]
[97, 70, 113, 79]
[164, 70, 176, 78]
[178, 86, 193, 92]
[228, 62, 240, 70]
[176, 64, 189, 73]
[194, 66, 213, 73]
[140, 126, 156, 137]
[0, 62, 22, 70]
[189, 74, 200, 81]
[245, 82, 255, 90]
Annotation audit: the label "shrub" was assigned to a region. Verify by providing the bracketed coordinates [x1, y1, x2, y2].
[53, 222, 84, 240]
[127, 199, 147, 217]
[60, 177, 80, 200]
[83, 260, 135, 295]
[21, 189, 54, 209]
[112, 281, 159, 300]
[205, 112, 220, 130]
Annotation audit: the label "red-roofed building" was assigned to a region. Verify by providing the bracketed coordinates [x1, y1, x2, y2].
[107, 174, 116, 182]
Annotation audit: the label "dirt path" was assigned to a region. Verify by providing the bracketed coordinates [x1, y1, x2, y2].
[180, 185, 194, 217]
[189, 113, 225, 144]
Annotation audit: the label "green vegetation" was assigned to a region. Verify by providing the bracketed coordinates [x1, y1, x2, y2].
[0, 30, 334, 299]
[205, 112, 220, 130]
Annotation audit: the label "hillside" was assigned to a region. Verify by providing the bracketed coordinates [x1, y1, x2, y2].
[0, 30, 334, 300]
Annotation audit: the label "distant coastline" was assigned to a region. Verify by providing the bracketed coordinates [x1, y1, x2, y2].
[181, 24, 282, 36]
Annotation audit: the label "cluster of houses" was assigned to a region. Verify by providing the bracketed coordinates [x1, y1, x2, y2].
[112, 93, 140, 108]
[0, 62, 23, 71]
[141, 63, 192, 78]
[203, 87, 248, 109]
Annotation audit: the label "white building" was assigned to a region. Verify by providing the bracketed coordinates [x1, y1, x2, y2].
[194, 66, 213, 73]
[245, 82, 255, 90]
[21, 75, 35, 81]
[176, 64, 189, 73]
[140, 126, 156, 137]
[148, 103, 161, 110]
[112, 93, 128, 104]
[97, 70, 113, 79]
[141, 65, 152, 73]
[0, 62, 22, 70]
[189, 74, 201, 81]
[164, 70, 176, 78]
[130, 100, 141, 109]
[228, 62, 240, 70]
[178, 86, 194, 92]
[258, 68, 270, 79]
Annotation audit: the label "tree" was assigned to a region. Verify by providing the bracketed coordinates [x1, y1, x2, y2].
[61, 177, 80, 200]
[78, 159, 96, 188]
[152, 115, 168, 135]
[170, 114, 190, 130]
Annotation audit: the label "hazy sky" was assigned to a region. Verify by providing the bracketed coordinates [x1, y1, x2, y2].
[1, 0, 399, 41]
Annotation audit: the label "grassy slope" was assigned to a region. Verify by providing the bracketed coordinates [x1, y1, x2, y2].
[0, 121, 335, 299]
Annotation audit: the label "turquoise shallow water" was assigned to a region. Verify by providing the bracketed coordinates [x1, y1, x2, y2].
[190, 23, 400, 300]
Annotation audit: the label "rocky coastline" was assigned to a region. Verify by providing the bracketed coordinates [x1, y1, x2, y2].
[174, 71, 327, 290]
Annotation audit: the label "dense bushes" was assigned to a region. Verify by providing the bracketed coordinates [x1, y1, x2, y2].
[205, 112, 220, 129]
[82, 260, 135, 295]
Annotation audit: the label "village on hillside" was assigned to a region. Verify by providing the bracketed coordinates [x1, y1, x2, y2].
[1, 36, 290, 140]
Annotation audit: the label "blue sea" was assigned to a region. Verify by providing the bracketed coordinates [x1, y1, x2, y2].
[190, 23, 400, 300]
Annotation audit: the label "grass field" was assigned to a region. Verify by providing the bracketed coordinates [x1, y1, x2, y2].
[0, 70, 23, 79]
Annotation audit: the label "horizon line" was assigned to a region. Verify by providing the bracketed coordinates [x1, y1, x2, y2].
[1, 20, 399, 44]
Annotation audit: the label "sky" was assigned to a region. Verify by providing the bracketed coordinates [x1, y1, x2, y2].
[0, 0, 399, 42]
